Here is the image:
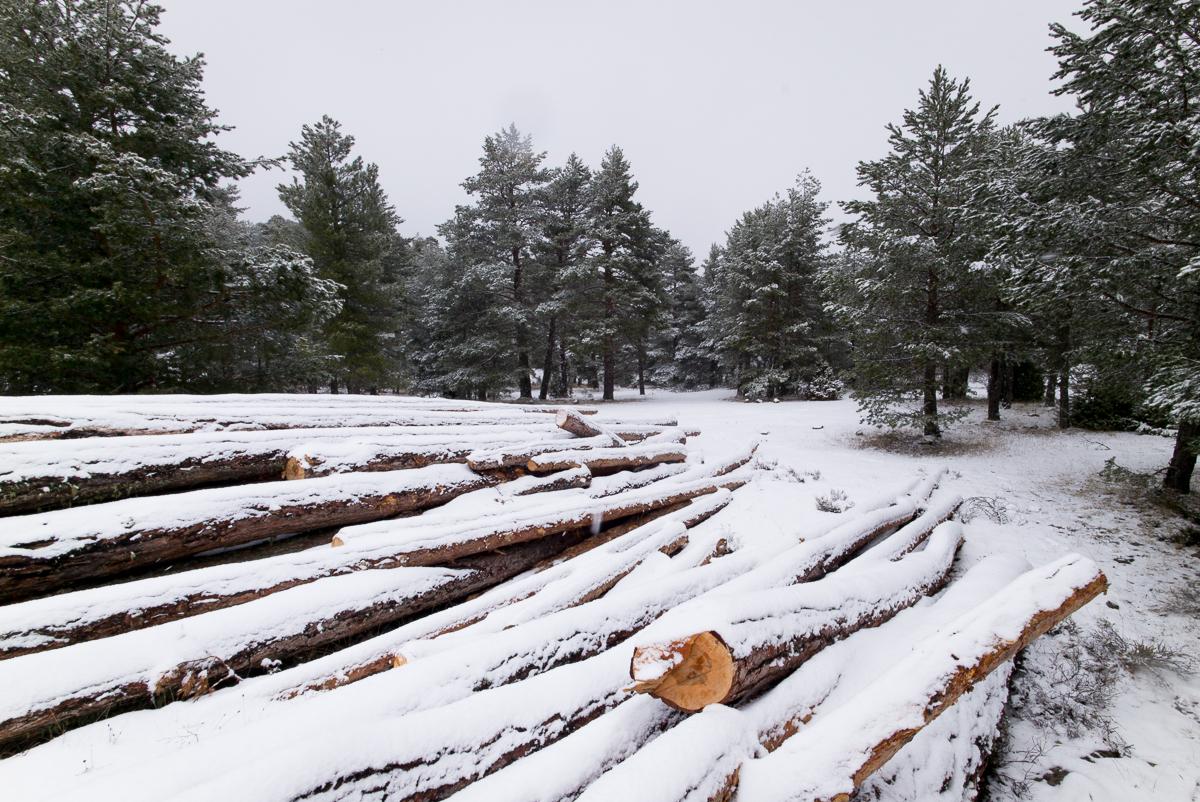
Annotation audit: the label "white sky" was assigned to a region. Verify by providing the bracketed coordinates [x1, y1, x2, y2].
[157, 0, 1084, 258]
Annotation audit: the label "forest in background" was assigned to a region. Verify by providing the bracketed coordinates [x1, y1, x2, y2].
[1, 0, 1198, 490]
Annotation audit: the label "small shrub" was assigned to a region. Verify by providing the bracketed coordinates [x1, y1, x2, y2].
[1088, 620, 1194, 678]
[959, 496, 1009, 524]
[815, 488, 853, 513]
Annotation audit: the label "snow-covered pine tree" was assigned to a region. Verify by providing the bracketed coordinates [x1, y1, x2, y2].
[979, 123, 1138, 430]
[586, 146, 662, 400]
[278, 116, 402, 394]
[536, 153, 593, 399]
[650, 239, 712, 388]
[439, 125, 550, 400]
[833, 67, 997, 438]
[1040, 0, 1200, 491]
[708, 172, 841, 401]
[0, 0, 261, 392]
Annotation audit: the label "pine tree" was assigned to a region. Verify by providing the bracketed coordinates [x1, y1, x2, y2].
[834, 67, 997, 437]
[278, 116, 402, 393]
[0, 0, 255, 391]
[441, 125, 549, 399]
[709, 172, 841, 400]
[586, 146, 660, 400]
[536, 154, 592, 399]
[650, 239, 712, 388]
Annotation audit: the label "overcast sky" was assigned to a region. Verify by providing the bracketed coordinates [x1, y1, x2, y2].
[157, 0, 1084, 258]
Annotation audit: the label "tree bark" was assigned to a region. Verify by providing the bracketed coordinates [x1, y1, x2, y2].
[603, 257, 616, 401]
[923, 360, 940, 438]
[1164, 418, 1199, 493]
[329, 378, 339, 395]
[1044, 371, 1057, 407]
[539, 316, 557, 401]
[1058, 358, 1071, 429]
[556, 335, 571, 398]
[986, 356, 1002, 421]
[638, 345, 646, 396]
[1002, 357, 1015, 409]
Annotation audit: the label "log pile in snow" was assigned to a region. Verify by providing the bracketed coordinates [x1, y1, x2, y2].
[0, 393, 1106, 802]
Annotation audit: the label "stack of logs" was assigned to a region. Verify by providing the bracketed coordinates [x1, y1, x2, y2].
[0, 394, 1105, 802]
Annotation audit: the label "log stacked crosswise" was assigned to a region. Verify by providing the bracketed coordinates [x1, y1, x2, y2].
[0, 394, 1105, 802]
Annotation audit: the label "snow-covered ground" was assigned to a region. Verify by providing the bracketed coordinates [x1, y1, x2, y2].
[592, 388, 1200, 801]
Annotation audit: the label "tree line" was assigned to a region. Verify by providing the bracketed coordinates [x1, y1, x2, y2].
[2, 0, 1199, 490]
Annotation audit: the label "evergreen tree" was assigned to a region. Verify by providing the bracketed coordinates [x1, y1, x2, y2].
[278, 116, 402, 393]
[535, 154, 592, 399]
[1040, 0, 1200, 490]
[833, 67, 997, 437]
[709, 172, 841, 400]
[586, 146, 660, 400]
[650, 239, 711, 388]
[439, 125, 549, 399]
[0, 0, 256, 391]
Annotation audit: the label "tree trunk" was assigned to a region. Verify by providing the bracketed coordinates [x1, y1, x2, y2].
[329, 377, 339, 395]
[556, 336, 571, 397]
[1058, 358, 1071, 429]
[513, 246, 533, 401]
[1002, 357, 1015, 409]
[1164, 418, 1199, 493]
[1044, 372, 1057, 407]
[923, 360, 940, 438]
[539, 316, 556, 400]
[476, 387, 487, 402]
[637, 348, 646, 396]
[987, 356, 1002, 422]
[603, 259, 615, 401]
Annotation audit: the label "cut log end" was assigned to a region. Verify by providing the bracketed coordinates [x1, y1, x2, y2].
[283, 455, 313, 480]
[330, 535, 345, 548]
[629, 631, 734, 712]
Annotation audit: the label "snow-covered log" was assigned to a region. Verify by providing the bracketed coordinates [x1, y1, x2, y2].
[573, 555, 1031, 802]
[556, 408, 627, 446]
[497, 466, 593, 497]
[526, 440, 688, 474]
[855, 667, 1011, 802]
[735, 554, 1107, 802]
[0, 470, 743, 658]
[629, 522, 964, 711]
[0, 393, 600, 441]
[465, 435, 615, 471]
[325, 460, 752, 563]
[0, 425, 571, 513]
[273, 492, 735, 697]
[0, 526, 623, 752]
[0, 464, 491, 602]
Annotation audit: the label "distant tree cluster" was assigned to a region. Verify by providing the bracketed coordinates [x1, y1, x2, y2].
[2, 0, 1199, 491]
